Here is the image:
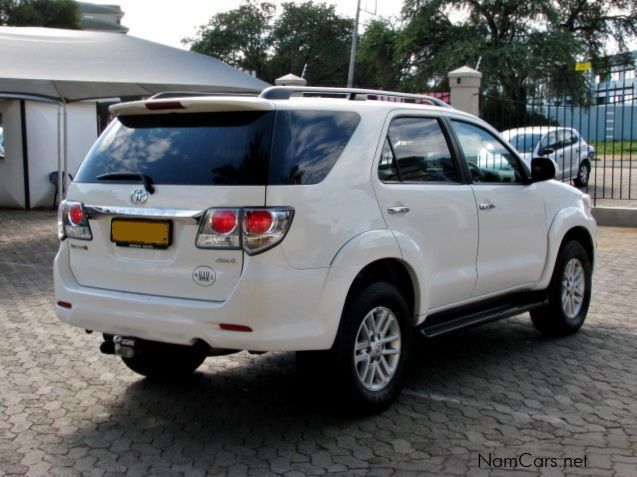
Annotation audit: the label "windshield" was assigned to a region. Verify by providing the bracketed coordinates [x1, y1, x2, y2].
[508, 133, 543, 154]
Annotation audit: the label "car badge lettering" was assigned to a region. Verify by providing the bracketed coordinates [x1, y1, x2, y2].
[130, 187, 149, 205]
[192, 266, 216, 287]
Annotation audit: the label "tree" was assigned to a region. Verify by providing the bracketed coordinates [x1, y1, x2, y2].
[0, 0, 80, 29]
[355, 19, 404, 90]
[184, 1, 353, 85]
[184, 1, 275, 79]
[400, 0, 637, 105]
[267, 2, 353, 85]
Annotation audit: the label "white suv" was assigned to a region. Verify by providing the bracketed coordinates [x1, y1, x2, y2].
[54, 87, 596, 414]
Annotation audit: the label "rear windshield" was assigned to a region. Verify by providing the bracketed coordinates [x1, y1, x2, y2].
[75, 110, 360, 186]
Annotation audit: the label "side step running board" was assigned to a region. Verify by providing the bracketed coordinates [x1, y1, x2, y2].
[419, 296, 548, 338]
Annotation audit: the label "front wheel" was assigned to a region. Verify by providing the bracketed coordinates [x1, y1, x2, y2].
[531, 241, 592, 337]
[574, 161, 590, 187]
[298, 282, 412, 415]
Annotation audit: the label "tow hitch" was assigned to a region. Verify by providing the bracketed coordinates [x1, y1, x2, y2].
[99, 335, 136, 358]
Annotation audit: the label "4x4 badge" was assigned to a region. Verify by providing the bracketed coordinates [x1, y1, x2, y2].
[130, 187, 149, 205]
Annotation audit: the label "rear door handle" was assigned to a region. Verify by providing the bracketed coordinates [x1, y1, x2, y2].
[388, 207, 410, 215]
[479, 202, 496, 210]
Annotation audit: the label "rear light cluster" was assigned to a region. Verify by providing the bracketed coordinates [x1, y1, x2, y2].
[58, 200, 92, 241]
[197, 207, 294, 255]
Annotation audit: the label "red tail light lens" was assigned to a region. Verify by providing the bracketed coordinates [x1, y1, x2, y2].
[58, 200, 92, 241]
[245, 210, 273, 234]
[210, 210, 238, 234]
[68, 204, 84, 226]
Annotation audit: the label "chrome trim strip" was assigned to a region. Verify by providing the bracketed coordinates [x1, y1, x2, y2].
[85, 205, 203, 222]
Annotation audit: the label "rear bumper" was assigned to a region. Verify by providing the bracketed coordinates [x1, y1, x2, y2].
[54, 243, 340, 351]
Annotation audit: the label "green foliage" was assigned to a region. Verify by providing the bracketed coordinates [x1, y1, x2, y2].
[0, 0, 80, 29]
[355, 19, 403, 90]
[268, 2, 352, 85]
[400, 0, 637, 105]
[184, 2, 275, 79]
[185, 1, 352, 85]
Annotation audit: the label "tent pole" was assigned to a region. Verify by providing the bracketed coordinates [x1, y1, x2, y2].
[51, 81, 67, 206]
[61, 100, 68, 197]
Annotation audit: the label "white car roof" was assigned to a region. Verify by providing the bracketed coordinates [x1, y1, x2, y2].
[502, 126, 577, 137]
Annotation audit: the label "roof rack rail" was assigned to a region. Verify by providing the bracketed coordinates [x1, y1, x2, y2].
[150, 91, 257, 100]
[259, 86, 452, 108]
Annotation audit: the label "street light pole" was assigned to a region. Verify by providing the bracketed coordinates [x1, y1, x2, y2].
[347, 0, 362, 88]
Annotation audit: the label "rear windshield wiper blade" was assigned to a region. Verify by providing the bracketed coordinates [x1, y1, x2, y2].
[96, 172, 155, 194]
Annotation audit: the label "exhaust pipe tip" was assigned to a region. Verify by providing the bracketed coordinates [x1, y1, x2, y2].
[99, 341, 115, 355]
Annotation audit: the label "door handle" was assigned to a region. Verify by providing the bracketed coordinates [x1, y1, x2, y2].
[478, 202, 496, 210]
[388, 207, 410, 215]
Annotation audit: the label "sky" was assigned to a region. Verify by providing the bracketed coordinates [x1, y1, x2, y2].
[88, 0, 404, 50]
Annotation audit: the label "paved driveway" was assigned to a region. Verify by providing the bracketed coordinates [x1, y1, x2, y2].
[1, 210, 636, 476]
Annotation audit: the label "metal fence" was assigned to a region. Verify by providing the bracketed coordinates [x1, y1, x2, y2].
[481, 94, 637, 206]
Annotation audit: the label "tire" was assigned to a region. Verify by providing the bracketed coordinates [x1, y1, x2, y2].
[121, 339, 206, 381]
[574, 161, 590, 187]
[531, 241, 592, 337]
[298, 282, 412, 415]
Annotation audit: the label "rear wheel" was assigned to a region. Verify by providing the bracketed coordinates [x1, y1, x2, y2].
[121, 339, 206, 381]
[298, 282, 411, 414]
[574, 161, 590, 187]
[531, 240, 592, 337]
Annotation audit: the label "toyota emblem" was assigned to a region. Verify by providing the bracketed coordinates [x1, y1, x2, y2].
[130, 187, 149, 205]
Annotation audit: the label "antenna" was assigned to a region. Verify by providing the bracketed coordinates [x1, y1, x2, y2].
[475, 56, 482, 71]
[301, 63, 308, 79]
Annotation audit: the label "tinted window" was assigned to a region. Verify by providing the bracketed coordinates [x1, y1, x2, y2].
[75, 112, 273, 185]
[452, 121, 525, 184]
[381, 117, 458, 183]
[269, 110, 360, 185]
[508, 133, 542, 153]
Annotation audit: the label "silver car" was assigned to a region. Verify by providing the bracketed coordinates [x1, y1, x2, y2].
[502, 127, 594, 187]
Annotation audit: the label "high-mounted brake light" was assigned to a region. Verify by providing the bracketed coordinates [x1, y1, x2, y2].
[196, 207, 294, 254]
[58, 200, 93, 241]
[145, 101, 185, 111]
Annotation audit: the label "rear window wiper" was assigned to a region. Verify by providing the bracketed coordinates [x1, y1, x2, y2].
[96, 173, 155, 194]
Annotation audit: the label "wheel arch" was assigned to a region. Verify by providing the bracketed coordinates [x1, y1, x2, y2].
[536, 208, 596, 290]
[343, 258, 419, 325]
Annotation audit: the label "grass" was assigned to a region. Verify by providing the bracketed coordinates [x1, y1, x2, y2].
[590, 140, 637, 157]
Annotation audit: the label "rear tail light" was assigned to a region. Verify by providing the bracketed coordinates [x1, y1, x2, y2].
[58, 200, 92, 241]
[242, 208, 293, 255]
[196, 207, 293, 255]
[197, 208, 241, 249]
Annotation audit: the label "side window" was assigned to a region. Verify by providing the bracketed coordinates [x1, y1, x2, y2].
[557, 130, 572, 148]
[451, 120, 525, 184]
[540, 132, 559, 153]
[379, 117, 459, 183]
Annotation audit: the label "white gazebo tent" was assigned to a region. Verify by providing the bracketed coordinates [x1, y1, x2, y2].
[0, 27, 269, 208]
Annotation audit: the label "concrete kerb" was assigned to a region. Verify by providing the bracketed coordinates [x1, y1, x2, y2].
[592, 206, 637, 227]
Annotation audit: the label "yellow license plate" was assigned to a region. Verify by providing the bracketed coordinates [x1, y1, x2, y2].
[111, 219, 171, 249]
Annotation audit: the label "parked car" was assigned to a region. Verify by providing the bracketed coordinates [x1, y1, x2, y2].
[501, 126, 594, 187]
[54, 87, 596, 414]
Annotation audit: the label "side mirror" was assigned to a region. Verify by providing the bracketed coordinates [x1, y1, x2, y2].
[530, 157, 556, 182]
[539, 147, 554, 156]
